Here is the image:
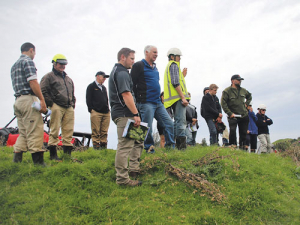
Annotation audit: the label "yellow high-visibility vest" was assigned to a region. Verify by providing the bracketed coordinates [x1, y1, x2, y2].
[164, 60, 189, 108]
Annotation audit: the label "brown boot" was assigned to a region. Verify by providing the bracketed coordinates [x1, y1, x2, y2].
[121, 179, 142, 187]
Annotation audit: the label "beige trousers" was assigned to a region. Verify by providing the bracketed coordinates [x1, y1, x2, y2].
[13, 95, 44, 153]
[90, 110, 110, 146]
[48, 103, 74, 146]
[114, 117, 144, 184]
[258, 134, 272, 153]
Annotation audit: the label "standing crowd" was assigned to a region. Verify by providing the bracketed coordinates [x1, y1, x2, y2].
[10, 42, 273, 187]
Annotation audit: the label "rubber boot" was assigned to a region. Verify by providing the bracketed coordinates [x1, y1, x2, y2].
[48, 145, 61, 160]
[13, 152, 23, 163]
[63, 146, 73, 155]
[176, 136, 187, 150]
[32, 152, 46, 166]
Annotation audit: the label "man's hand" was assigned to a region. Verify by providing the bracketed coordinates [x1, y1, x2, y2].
[230, 113, 235, 118]
[39, 100, 47, 114]
[247, 130, 250, 134]
[133, 116, 141, 127]
[182, 68, 187, 77]
[192, 118, 197, 125]
[181, 98, 189, 107]
[219, 113, 223, 118]
[216, 117, 222, 123]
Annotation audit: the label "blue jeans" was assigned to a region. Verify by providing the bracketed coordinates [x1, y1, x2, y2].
[206, 119, 218, 145]
[172, 100, 187, 138]
[137, 102, 175, 150]
[185, 127, 197, 145]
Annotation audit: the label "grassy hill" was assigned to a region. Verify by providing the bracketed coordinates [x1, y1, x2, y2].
[1, 144, 300, 224]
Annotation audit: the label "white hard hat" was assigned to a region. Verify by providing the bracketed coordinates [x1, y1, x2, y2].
[258, 104, 266, 110]
[167, 48, 182, 57]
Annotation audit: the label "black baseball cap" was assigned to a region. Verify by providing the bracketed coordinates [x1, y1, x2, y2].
[203, 87, 209, 95]
[95, 71, 109, 78]
[231, 74, 244, 80]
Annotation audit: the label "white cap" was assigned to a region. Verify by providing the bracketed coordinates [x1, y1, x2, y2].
[258, 104, 266, 110]
[167, 48, 182, 57]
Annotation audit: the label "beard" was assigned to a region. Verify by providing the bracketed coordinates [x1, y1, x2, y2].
[235, 83, 240, 88]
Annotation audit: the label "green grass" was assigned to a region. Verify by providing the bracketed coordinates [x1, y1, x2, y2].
[1, 145, 300, 224]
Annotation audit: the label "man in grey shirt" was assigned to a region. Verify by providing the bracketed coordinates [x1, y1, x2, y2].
[109, 48, 142, 187]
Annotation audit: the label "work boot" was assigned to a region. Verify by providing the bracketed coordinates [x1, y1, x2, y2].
[100, 142, 107, 149]
[63, 146, 73, 155]
[129, 171, 139, 179]
[121, 179, 142, 187]
[146, 145, 155, 154]
[13, 152, 23, 163]
[93, 144, 100, 150]
[176, 136, 187, 150]
[48, 145, 61, 161]
[31, 152, 46, 166]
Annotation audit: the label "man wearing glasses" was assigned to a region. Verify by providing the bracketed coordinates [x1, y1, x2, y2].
[256, 104, 273, 153]
[221, 75, 252, 149]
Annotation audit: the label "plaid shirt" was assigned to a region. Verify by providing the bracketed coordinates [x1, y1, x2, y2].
[170, 62, 180, 88]
[11, 54, 37, 97]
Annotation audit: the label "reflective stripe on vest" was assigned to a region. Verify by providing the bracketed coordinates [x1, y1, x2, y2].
[164, 60, 189, 108]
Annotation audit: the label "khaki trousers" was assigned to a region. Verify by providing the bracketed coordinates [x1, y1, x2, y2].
[258, 134, 272, 153]
[114, 117, 143, 184]
[90, 110, 110, 146]
[48, 103, 74, 146]
[13, 95, 44, 153]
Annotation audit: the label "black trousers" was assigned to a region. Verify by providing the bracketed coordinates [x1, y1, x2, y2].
[228, 116, 249, 147]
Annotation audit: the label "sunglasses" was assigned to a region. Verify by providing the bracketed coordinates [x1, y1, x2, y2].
[261, 109, 266, 111]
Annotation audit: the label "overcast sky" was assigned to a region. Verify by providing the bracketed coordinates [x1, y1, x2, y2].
[1, 0, 300, 149]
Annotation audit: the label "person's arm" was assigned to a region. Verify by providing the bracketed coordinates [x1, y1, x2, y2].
[245, 90, 252, 106]
[71, 80, 76, 109]
[29, 80, 47, 113]
[86, 84, 93, 113]
[174, 86, 188, 106]
[170, 63, 188, 107]
[130, 61, 143, 98]
[221, 91, 234, 118]
[182, 68, 187, 77]
[121, 91, 140, 127]
[40, 75, 54, 108]
[265, 115, 273, 125]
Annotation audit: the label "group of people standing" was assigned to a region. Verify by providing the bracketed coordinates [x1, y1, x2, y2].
[10, 42, 273, 187]
[11, 43, 75, 165]
[200, 75, 273, 155]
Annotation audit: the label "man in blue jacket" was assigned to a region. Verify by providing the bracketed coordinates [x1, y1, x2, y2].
[245, 103, 258, 153]
[131, 45, 175, 153]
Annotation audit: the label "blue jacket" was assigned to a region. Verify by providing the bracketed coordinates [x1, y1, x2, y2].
[248, 110, 258, 134]
[131, 59, 161, 103]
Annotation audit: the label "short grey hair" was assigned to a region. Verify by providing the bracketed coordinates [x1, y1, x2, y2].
[144, 45, 157, 55]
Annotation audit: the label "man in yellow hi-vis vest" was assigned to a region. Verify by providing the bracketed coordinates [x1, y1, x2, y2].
[164, 48, 190, 149]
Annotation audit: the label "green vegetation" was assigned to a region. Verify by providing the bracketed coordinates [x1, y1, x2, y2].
[1, 144, 300, 224]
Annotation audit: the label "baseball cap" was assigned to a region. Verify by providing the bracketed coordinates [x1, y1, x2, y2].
[203, 87, 209, 95]
[231, 74, 244, 81]
[95, 71, 109, 78]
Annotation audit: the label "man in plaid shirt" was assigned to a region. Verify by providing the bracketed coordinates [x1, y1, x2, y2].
[11, 42, 47, 165]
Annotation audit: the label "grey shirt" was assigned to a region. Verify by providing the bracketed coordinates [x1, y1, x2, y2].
[108, 63, 135, 120]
